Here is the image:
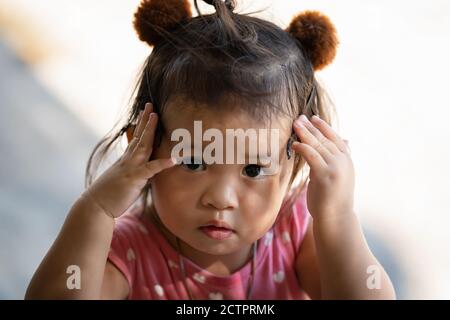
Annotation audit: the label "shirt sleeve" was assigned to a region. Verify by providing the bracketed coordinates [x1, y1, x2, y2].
[290, 188, 311, 251]
[107, 218, 137, 294]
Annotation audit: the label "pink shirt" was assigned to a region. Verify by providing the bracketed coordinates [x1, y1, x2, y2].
[108, 190, 311, 300]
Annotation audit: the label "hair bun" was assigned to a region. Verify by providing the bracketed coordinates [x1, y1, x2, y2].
[133, 0, 192, 47]
[286, 11, 339, 71]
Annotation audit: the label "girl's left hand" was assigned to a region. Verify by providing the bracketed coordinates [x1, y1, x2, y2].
[292, 115, 355, 221]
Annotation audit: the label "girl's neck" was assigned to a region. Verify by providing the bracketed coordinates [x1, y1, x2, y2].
[145, 204, 254, 277]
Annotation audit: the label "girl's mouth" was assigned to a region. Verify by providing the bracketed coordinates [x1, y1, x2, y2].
[199, 226, 233, 240]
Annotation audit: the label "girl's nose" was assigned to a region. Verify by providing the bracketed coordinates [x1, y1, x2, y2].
[201, 179, 239, 211]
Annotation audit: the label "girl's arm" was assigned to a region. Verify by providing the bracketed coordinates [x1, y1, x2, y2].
[25, 195, 118, 299]
[25, 102, 175, 299]
[292, 114, 395, 299]
[296, 216, 395, 300]
[312, 211, 396, 299]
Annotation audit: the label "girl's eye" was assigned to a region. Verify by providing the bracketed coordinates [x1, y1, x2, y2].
[242, 164, 271, 179]
[181, 158, 206, 172]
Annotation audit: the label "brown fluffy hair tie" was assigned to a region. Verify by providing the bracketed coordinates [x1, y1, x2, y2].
[286, 10, 339, 71]
[133, 1, 338, 71]
[133, 0, 192, 47]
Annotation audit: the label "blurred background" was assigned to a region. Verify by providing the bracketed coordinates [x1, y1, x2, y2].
[0, 0, 449, 299]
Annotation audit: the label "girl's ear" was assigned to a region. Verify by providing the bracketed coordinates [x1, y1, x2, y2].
[126, 125, 136, 144]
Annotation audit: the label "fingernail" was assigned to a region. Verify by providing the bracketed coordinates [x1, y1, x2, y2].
[294, 119, 304, 128]
[299, 115, 308, 123]
[312, 115, 320, 121]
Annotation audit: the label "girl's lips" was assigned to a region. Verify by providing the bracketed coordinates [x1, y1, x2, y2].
[202, 219, 233, 230]
[199, 226, 234, 240]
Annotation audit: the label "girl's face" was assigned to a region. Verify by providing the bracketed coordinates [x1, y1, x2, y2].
[149, 100, 295, 256]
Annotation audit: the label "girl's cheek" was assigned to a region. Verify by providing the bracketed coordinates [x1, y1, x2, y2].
[242, 194, 275, 220]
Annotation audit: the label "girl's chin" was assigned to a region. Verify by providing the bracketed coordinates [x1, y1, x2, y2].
[186, 233, 242, 255]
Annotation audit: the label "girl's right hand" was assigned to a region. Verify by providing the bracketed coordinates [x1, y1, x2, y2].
[82, 103, 176, 218]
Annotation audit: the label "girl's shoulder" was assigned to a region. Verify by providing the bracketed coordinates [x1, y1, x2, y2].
[111, 204, 153, 237]
[107, 204, 178, 299]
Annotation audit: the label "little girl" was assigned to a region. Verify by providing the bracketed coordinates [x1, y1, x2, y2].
[25, 0, 395, 300]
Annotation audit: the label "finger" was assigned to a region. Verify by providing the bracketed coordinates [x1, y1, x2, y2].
[297, 115, 340, 155]
[131, 112, 158, 162]
[142, 113, 158, 152]
[311, 115, 349, 153]
[134, 103, 153, 138]
[293, 120, 333, 163]
[124, 136, 139, 155]
[343, 139, 351, 154]
[122, 104, 154, 163]
[135, 109, 144, 128]
[123, 112, 143, 155]
[292, 141, 327, 173]
[137, 157, 177, 179]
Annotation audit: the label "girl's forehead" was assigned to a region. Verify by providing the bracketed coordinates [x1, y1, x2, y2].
[162, 101, 293, 140]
